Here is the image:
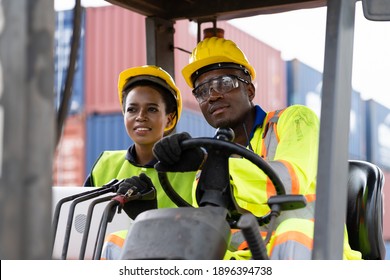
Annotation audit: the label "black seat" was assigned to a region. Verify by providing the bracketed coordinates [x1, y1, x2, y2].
[346, 160, 386, 259]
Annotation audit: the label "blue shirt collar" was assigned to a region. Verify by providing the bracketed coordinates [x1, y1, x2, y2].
[249, 105, 267, 139]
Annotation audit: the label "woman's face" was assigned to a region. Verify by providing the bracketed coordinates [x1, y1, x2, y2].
[124, 86, 173, 147]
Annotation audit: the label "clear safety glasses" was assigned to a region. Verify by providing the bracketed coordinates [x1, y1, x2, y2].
[192, 75, 250, 104]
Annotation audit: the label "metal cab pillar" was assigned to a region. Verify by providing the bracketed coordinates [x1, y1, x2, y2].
[145, 16, 176, 78]
[312, 0, 356, 259]
[0, 0, 54, 259]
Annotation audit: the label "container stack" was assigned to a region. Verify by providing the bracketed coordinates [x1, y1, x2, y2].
[53, 8, 86, 186]
[365, 99, 390, 241]
[286, 59, 367, 160]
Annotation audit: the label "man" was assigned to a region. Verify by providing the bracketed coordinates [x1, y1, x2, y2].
[153, 37, 361, 260]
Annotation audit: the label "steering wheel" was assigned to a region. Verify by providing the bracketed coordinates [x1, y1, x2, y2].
[158, 129, 287, 223]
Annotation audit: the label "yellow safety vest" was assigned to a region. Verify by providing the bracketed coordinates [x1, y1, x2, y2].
[219, 105, 360, 260]
[91, 150, 195, 208]
[192, 105, 319, 216]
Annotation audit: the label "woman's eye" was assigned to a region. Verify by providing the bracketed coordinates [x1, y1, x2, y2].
[126, 107, 136, 113]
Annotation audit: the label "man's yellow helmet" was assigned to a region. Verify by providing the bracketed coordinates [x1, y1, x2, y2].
[182, 37, 256, 88]
[118, 65, 182, 132]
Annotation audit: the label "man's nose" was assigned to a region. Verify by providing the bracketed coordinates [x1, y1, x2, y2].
[208, 87, 223, 101]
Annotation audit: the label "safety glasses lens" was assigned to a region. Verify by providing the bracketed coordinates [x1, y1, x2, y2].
[193, 76, 238, 103]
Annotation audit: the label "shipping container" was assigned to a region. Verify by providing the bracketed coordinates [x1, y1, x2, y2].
[286, 59, 367, 160]
[86, 113, 133, 175]
[382, 171, 390, 241]
[83, 5, 286, 115]
[55, 8, 86, 115]
[84, 6, 147, 114]
[53, 114, 86, 186]
[366, 99, 390, 171]
[173, 19, 287, 113]
[176, 109, 216, 137]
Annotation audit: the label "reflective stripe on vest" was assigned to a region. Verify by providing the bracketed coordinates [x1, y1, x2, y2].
[261, 109, 316, 205]
[261, 109, 301, 195]
[268, 218, 314, 260]
[229, 109, 317, 256]
[261, 109, 284, 160]
[101, 230, 129, 260]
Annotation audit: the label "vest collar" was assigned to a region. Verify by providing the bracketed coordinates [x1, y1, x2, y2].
[125, 144, 158, 168]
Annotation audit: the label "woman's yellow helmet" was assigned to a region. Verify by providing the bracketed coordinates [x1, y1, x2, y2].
[118, 65, 182, 132]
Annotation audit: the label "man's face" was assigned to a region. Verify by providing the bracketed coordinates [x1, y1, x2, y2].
[193, 68, 254, 129]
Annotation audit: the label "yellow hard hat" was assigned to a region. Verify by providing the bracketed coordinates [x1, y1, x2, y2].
[118, 65, 182, 132]
[182, 37, 256, 88]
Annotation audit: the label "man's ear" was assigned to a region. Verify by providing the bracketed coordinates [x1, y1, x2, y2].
[247, 83, 256, 102]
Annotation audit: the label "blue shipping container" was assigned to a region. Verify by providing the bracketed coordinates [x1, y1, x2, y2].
[176, 110, 216, 138]
[55, 8, 86, 115]
[86, 113, 133, 175]
[286, 59, 366, 160]
[366, 99, 390, 171]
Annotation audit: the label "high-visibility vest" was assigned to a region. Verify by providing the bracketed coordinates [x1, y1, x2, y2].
[191, 105, 319, 216]
[91, 150, 196, 260]
[91, 150, 195, 208]
[225, 105, 360, 260]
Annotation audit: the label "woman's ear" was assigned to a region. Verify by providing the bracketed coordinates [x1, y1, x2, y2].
[165, 112, 175, 130]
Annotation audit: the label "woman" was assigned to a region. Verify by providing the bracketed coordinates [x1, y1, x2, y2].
[84, 65, 195, 259]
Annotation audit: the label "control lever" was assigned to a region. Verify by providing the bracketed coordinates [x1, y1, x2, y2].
[264, 194, 307, 244]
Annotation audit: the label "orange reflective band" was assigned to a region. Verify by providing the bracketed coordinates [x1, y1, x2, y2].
[305, 194, 316, 203]
[261, 111, 277, 158]
[266, 176, 277, 198]
[270, 230, 313, 256]
[261, 139, 267, 159]
[273, 122, 280, 142]
[233, 230, 270, 251]
[104, 234, 125, 248]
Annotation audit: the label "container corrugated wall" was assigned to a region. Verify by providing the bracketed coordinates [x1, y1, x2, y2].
[55, 8, 86, 115]
[366, 99, 390, 171]
[386, 242, 390, 260]
[173, 20, 287, 113]
[176, 109, 216, 137]
[53, 114, 86, 186]
[286, 59, 366, 160]
[84, 6, 286, 114]
[85, 113, 133, 175]
[383, 171, 390, 241]
[84, 6, 147, 114]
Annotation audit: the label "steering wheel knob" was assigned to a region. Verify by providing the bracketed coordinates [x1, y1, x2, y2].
[214, 127, 235, 142]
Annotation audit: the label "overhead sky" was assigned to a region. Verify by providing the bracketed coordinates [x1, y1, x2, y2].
[229, 3, 390, 108]
[55, 0, 390, 108]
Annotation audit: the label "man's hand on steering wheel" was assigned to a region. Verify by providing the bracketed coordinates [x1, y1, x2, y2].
[153, 132, 205, 172]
